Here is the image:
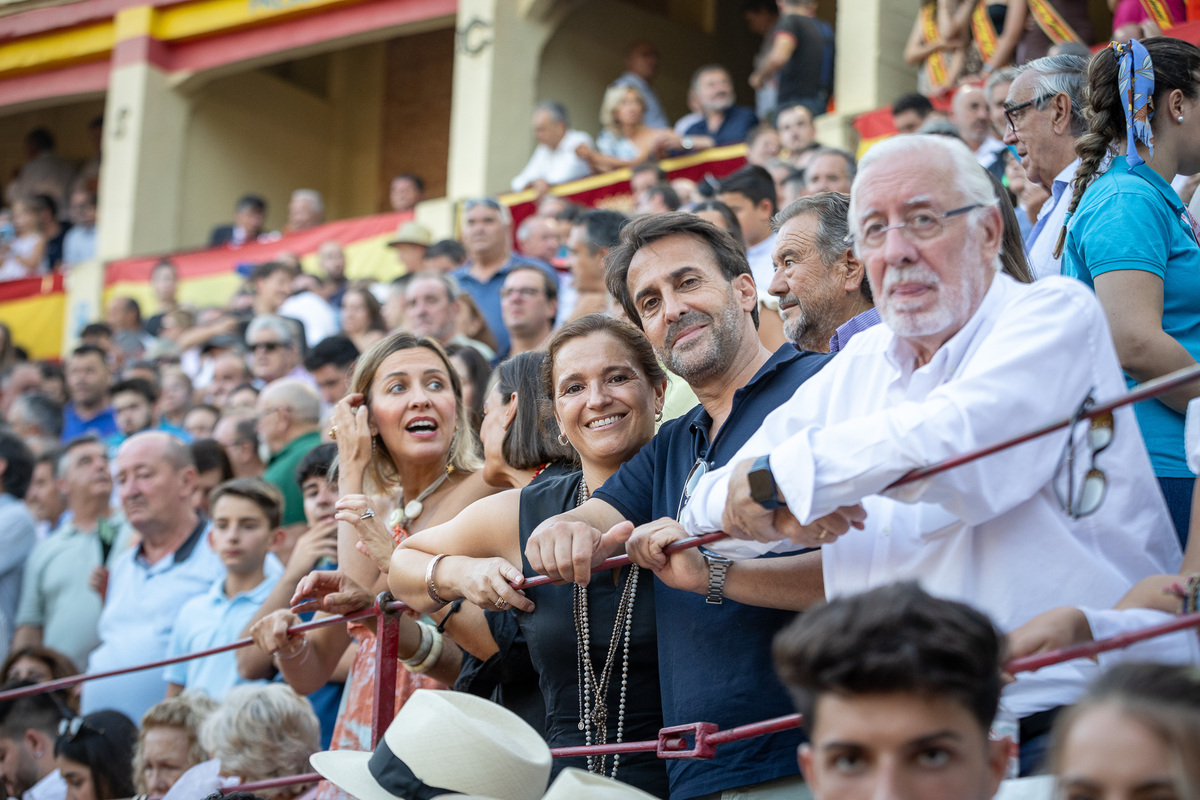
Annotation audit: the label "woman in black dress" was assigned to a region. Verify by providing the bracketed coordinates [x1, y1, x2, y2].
[389, 315, 669, 798]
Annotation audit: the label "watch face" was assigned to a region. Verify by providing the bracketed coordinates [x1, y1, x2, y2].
[748, 467, 774, 504]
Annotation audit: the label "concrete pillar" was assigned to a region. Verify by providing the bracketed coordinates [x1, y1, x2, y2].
[445, 0, 563, 199]
[816, 0, 921, 150]
[96, 6, 190, 260]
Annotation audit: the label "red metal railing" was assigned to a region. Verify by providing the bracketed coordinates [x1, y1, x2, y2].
[5, 362, 1199, 796]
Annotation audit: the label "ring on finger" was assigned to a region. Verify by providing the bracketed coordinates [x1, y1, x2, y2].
[360, 508, 376, 520]
[495, 599, 508, 610]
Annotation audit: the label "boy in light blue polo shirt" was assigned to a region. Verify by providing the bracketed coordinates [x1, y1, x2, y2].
[165, 478, 285, 700]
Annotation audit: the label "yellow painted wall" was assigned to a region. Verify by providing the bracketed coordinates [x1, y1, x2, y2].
[176, 42, 386, 249]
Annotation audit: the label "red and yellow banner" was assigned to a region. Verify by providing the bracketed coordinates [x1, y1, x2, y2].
[1140, 0, 1179, 30]
[0, 274, 66, 360]
[919, 5, 950, 92]
[971, 2, 999, 62]
[1027, 0, 1082, 43]
[104, 211, 413, 312]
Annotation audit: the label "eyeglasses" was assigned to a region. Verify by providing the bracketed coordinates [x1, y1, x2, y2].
[1054, 391, 1114, 520]
[676, 457, 710, 521]
[250, 341, 285, 353]
[58, 716, 104, 742]
[500, 286, 544, 300]
[850, 205, 982, 250]
[1003, 93, 1056, 132]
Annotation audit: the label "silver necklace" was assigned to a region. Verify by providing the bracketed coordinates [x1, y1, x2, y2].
[572, 476, 639, 779]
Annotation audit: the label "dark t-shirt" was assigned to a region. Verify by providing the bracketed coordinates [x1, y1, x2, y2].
[682, 106, 759, 147]
[774, 13, 826, 106]
[593, 346, 833, 800]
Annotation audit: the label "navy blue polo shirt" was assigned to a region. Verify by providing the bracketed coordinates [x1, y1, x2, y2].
[682, 106, 759, 147]
[593, 346, 832, 800]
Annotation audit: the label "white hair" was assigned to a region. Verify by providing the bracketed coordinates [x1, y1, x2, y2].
[290, 189, 324, 214]
[261, 378, 322, 424]
[848, 134, 999, 248]
[200, 684, 319, 796]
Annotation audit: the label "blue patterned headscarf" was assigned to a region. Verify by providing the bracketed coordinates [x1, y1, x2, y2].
[1111, 38, 1155, 171]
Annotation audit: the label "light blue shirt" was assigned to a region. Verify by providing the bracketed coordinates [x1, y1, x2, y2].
[1064, 156, 1200, 477]
[0, 493, 35, 664]
[81, 519, 223, 721]
[164, 557, 284, 699]
[828, 307, 882, 353]
[62, 225, 96, 267]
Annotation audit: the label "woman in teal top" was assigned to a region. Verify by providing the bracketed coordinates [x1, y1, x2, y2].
[1059, 37, 1200, 545]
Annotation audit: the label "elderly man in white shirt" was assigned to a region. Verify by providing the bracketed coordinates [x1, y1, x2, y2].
[678, 134, 1182, 774]
[1001, 54, 1089, 280]
[510, 101, 593, 195]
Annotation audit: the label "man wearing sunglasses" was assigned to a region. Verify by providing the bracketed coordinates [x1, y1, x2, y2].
[526, 212, 833, 800]
[680, 133, 1181, 776]
[0, 681, 69, 800]
[1001, 54, 1088, 280]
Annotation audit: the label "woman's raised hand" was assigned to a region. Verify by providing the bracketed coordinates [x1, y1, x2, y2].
[335, 493, 395, 574]
[331, 394, 373, 480]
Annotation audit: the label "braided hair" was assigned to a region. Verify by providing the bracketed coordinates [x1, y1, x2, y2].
[1053, 37, 1200, 260]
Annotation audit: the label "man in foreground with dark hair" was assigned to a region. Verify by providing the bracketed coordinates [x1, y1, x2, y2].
[0, 680, 70, 800]
[773, 583, 1010, 800]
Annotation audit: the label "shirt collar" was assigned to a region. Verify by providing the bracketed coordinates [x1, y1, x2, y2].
[687, 345, 804, 446]
[269, 430, 322, 464]
[136, 515, 208, 566]
[1053, 157, 1081, 188]
[1130, 159, 1186, 212]
[209, 557, 284, 602]
[829, 307, 882, 352]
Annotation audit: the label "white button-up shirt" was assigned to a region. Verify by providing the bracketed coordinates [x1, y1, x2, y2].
[510, 129, 594, 193]
[682, 273, 1182, 717]
[1026, 158, 1081, 280]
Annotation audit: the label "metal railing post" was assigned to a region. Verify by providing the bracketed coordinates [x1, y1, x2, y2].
[371, 591, 402, 746]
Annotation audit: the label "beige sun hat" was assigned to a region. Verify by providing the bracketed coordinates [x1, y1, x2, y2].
[388, 221, 433, 247]
[439, 768, 662, 800]
[309, 690, 552, 800]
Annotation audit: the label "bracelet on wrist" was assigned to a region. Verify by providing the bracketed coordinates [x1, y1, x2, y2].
[408, 626, 444, 674]
[436, 599, 465, 633]
[426, 553, 450, 607]
[274, 635, 309, 662]
[401, 622, 434, 666]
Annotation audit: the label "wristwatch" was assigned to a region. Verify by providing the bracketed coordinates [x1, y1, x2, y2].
[698, 546, 732, 605]
[748, 454, 785, 510]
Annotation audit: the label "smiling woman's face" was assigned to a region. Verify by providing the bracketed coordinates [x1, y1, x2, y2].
[368, 347, 459, 468]
[551, 331, 659, 470]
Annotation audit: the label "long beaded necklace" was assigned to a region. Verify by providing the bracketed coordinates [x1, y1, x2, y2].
[572, 476, 640, 779]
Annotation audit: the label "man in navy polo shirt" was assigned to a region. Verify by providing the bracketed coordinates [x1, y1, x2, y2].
[525, 212, 831, 800]
[450, 199, 558, 360]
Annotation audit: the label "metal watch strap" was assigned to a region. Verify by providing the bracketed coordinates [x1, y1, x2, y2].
[698, 546, 731, 606]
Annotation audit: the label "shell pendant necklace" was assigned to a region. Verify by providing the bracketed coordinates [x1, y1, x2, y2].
[389, 464, 453, 542]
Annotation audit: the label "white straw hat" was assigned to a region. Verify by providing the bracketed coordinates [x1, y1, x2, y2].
[438, 767, 662, 800]
[310, 690, 552, 800]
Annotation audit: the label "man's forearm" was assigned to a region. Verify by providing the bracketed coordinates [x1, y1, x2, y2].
[723, 551, 825, 611]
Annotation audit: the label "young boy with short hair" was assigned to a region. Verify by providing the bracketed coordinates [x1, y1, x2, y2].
[773, 582, 1011, 800]
[164, 478, 285, 700]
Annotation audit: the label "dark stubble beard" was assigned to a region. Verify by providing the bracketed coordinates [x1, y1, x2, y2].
[659, 291, 744, 386]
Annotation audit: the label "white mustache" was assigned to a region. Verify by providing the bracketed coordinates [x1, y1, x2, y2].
[882, 264, 942, 295]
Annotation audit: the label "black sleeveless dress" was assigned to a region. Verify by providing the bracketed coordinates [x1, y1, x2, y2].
[516, 472, 668, 798]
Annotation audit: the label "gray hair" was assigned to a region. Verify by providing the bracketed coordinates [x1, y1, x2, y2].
[773, 192, 852, 266]
[199, 684, 319, 796]
[13, 393, 63, 440]
[805, 147, 858, 184]
[984, 66, 1020, 98]
[260, 378, 321, 425]
[849, 134, 999, 259]
[246, 315, 296, 348]
[290, 189, 324, 214]
[406, 270, 460, 302]
[516, 215, 551, 243]
[1014, 54, 1089, 136]
[535, 100, 569, 126]
[56, 434, 104, 479]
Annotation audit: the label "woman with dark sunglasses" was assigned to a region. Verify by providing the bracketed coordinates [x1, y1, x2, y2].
[55, 710, 137, 800]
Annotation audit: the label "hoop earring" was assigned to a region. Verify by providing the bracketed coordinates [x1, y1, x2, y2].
[655, 409, 663, 422]
[558, 433, 570, 446]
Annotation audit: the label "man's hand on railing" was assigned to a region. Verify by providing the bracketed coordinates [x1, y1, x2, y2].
[292, 569, 375, 616]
